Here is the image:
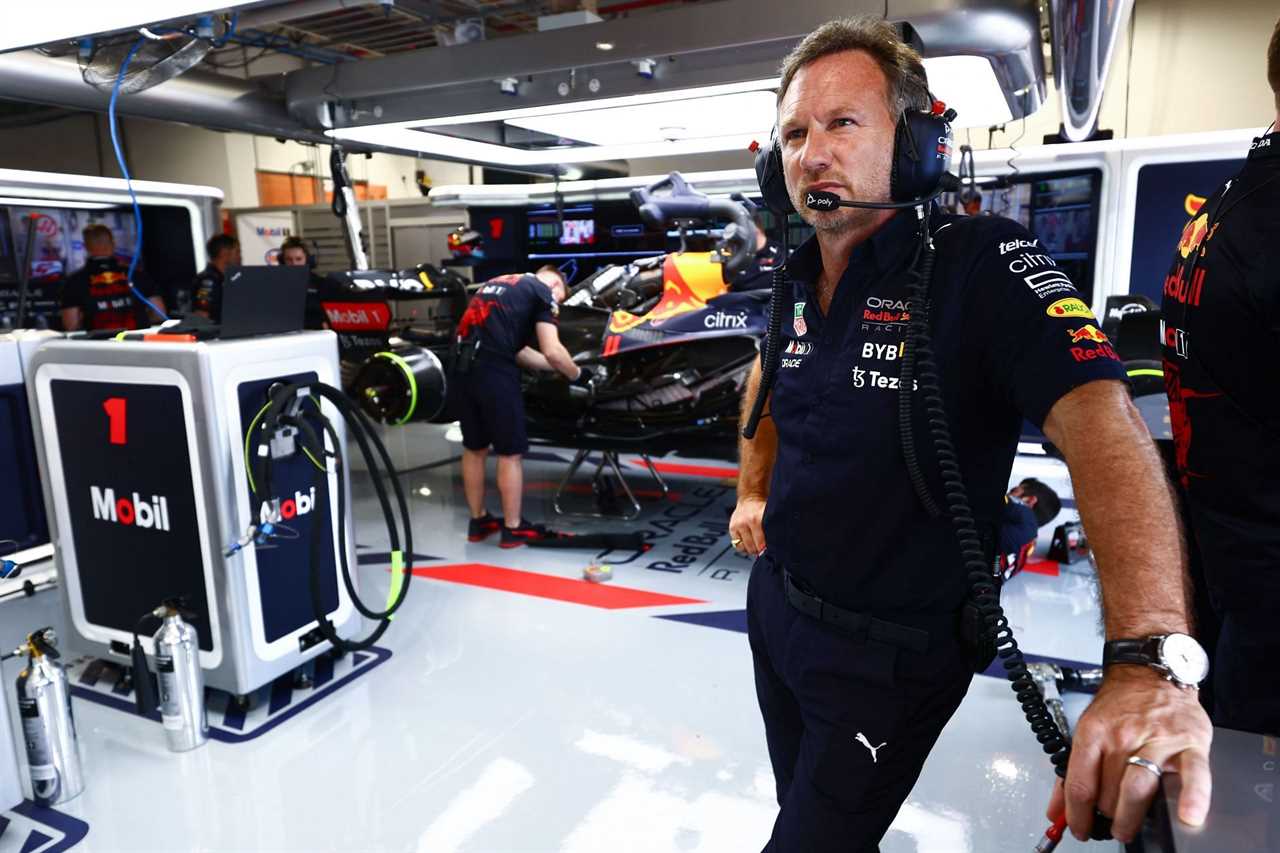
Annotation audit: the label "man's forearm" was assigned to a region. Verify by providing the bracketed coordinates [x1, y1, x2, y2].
[1048, 382, 1192, 639]
[738, 358, 777, 499]
[515, 347, 553, 371]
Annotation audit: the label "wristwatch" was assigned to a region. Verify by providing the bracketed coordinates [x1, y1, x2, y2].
[1102, 633, 1209, 688]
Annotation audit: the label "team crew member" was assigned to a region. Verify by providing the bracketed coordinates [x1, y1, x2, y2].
[456, 265, 594, 546]
[60, 224, 165, 331]
[191, 234, 241, 322]
[279, 236, 329, 329]
[999, 478, 1063, 575]
[1162, 19, 1280, 736]
[730, 17, 1212, 849]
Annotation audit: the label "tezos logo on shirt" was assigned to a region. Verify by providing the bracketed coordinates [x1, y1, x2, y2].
[259, 488, 318, 523]
[90, 486, 171, 532]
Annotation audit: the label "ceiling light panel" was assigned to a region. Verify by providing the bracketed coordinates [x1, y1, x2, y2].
[921, 56, 1013, 128]
[0, 2, 261, 52]
[505, 91, 776, 147]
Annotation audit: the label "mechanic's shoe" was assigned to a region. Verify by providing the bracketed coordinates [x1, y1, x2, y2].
[500, 519, 558, 548]
[467, 512, 502, 542]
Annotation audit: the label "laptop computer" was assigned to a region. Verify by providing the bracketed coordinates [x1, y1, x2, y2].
[219, 265, 309, 339]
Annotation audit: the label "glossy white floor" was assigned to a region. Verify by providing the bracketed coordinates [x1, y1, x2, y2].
[1, 443, 1109, 853]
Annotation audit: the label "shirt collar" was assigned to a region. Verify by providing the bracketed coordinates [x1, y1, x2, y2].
[784, 209, 921, 285]
[1247, 131, 1280, 162]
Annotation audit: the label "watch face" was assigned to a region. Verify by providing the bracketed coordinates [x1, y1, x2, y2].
[1159, 633, 1210, 684]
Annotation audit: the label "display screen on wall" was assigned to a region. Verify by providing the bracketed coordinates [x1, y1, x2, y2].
[1127, 158, 1243, 302]
[940, 169, 1103, 305]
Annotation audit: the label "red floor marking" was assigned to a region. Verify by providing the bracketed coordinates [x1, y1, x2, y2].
[1023, 559, 1061, 576]
[409, 563, 707, 609]
[629, 459, 740, 479]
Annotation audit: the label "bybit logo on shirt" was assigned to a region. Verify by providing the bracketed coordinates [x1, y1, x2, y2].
[90, 486, 171, 532]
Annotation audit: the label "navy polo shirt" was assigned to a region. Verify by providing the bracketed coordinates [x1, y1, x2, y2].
[456, 273, 558, 368]
[763, 209, 1126, 614]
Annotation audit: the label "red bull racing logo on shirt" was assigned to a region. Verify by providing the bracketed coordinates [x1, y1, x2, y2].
[1067, 324, 1109, 345]
[1066, 324, 1120, 363]
[90, 486, 171, 531]
[1177, 213, 1211, 259]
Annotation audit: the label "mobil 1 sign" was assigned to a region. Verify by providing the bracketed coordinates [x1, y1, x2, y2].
[50, 380, 213, 651]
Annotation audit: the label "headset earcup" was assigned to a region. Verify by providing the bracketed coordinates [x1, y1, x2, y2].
[892, 111, 953, 202]
[755, 141, 795, 215]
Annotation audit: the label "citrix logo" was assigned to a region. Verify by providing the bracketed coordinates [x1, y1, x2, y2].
[703, 311, 748, 329]
[90, 486, 171, 532]
[259, 488, 318, 523]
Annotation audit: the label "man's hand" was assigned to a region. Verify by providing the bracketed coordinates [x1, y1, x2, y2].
[729, 496, 767, 556]
[1048, 666, 1212, 843]
[568, 363, 604, 396]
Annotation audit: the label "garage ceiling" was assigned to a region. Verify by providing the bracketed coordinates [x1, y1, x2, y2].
[0, 0, 1053, 175]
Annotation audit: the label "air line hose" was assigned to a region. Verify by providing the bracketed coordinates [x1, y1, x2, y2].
[248, 381, 414, 653]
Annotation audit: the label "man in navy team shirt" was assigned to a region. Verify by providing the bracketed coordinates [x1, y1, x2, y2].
[455, 264, 596, 547]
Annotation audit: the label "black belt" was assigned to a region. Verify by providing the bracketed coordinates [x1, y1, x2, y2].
[784, 570, 931, 654]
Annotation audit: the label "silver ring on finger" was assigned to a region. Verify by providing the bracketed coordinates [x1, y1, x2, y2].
[1126, 756, 1163, 779]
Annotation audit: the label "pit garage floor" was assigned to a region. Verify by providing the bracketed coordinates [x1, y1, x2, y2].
[1, 436, 1106, 853]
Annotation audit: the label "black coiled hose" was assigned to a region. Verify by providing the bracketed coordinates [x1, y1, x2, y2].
[897, 219, 1073, 779]
[742, 233, 789, 439]
[250, 381, 414, 653]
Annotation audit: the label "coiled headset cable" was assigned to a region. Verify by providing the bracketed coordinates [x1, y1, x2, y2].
[898, 213, 1112, 839]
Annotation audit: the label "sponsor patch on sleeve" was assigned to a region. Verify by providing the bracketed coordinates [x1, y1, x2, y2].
[1045, 297, 1094, 320]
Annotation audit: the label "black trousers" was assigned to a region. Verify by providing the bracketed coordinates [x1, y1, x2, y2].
[746, 556, 973, 853]
[1212, 608, 1280, 735]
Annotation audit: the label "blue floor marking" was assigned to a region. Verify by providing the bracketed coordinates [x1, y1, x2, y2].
[657, 609, 749, 633]
[2, 801, 90, 853]
[659, 609, 1098, 681]
[70, 647, 391, 744]
[357, 551, 441, 565]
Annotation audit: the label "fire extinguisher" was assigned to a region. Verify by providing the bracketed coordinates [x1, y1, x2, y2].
[6, 628, 84, 806]
[132, 598, 208, 752]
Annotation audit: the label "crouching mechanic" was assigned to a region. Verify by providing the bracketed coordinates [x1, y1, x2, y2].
[729, 16, 1212, 851]
[455, 265, 597, 546]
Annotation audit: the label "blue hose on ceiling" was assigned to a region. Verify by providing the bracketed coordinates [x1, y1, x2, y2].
[107, 36, 170, 322]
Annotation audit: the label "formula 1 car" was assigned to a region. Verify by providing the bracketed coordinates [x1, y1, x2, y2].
[349, 174, 773, 458]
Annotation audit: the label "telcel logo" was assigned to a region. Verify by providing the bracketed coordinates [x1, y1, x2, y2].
[90, 486, 171, 532]
[259, 488, 318, 523]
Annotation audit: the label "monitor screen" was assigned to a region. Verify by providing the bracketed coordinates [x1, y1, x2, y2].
[559, 218, 595, 246]
[940, 169, 1102, 305]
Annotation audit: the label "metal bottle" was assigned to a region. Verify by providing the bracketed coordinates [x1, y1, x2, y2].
[152, 606, 208, 752]
[12, 628, 83, 806]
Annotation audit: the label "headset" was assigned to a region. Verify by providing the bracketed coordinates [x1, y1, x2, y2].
[753, 99, 959, 216]
[743, 96, 958, 441]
